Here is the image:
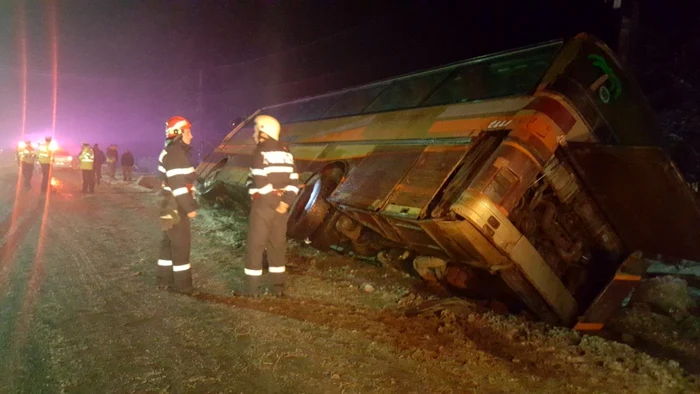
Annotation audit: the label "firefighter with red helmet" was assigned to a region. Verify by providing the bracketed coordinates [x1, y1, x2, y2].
[239, 115, 299, 297]
[156, 116, 198, 293]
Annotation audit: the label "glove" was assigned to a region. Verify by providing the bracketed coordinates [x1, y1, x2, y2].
[159, 190, 181, 231]
[160, 209, 181, 231]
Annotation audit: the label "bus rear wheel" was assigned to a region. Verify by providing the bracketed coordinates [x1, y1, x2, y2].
[287, 166, 343, 242]
[196, 161, 227, 199]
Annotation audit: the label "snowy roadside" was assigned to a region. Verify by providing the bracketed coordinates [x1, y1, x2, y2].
[97, 175, 700, 392]
[181, 198, 700, 391]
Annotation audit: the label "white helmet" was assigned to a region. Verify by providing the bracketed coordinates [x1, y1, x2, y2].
[253, 115, 281, 142]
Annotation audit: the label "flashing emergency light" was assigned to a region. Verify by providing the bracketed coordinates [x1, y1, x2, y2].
[49, 139, 59, 151]
[18, 141, 27, 149]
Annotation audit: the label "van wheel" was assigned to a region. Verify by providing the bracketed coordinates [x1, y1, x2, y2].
[287, 166, 343, 241]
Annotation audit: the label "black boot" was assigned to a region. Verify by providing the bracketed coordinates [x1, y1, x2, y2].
[157, 263, 174, 288]
[173, 264, 194, 293]
[236, 275, 261, 297]
[269, 272, 286, 297]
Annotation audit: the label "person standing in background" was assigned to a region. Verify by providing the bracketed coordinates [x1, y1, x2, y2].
[106, 144, 119, 179]
[79, 143, 95, 193]
[121, 149, 135, 181]
[93, 144, 106, 185]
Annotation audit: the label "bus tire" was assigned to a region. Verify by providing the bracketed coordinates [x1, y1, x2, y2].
[306, 211, 347, 252]
[287, 165, 344, 241]
[196, 160, 227, 199]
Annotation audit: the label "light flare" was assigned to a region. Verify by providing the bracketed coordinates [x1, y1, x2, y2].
[50, 0, 58, 136]
[7, 0, 60, 371]
[5, 0, 29, 269]
[18, 1, 27, 140]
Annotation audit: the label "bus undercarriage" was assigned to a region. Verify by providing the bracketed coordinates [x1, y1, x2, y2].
[197, 130, 700, 329]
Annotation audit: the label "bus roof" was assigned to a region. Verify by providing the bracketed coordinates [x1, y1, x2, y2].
[260, 39, 563, 124]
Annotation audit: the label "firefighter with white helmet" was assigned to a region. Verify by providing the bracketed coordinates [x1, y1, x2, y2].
[238, 114, 299, 297]
[156, 116, 198, 293]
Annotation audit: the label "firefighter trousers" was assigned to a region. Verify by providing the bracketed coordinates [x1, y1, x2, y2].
[122, 165, 133, 181]
[40, 164, 51, 191]
[243, 195, 288, 294]
[81, 169, 95, 192]
[21, 163, 33, 189]
[107, 162, 116, 178]
[157, 210, 193, 291]
[94, 164, 102, 184]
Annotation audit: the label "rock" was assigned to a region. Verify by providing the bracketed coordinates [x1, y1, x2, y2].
[631, 277, 695, 316]
[489, 300, 510, 315]
[566, 356, 586, 364]
[362, 283, 375, 293]
[621, 333, 635, 345]
[424, 350, 439, 359]
[678, 316, 700, 339]
[331, 373, 341, 380]
[505, 328, 520, 341]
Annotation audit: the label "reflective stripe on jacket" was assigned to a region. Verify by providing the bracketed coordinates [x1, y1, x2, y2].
[246, 139, 299, 206]
[159, 139, 198, 215]
[37, 144, 52, 164]
[19, 148, 36, 164]
[79, 147, 95, 170]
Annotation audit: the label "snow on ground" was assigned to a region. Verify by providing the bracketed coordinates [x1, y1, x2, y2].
[1, 164, 698, 393]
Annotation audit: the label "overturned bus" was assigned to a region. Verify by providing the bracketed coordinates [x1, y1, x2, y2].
[195, 33, 700, 328]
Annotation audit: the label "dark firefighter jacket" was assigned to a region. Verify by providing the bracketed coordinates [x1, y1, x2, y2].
[158, 138, 198, 230]
[94, 147, 106, 166]
[121, 151, 135, 167]
[246, 139, 299, 207]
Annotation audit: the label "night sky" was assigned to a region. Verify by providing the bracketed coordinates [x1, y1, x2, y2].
[0, 0, 697, 176]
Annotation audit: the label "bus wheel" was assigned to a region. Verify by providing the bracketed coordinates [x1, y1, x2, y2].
[303, 211, 347, 252]
[196, 160, 227, 199]
[287, 166, 343, 241]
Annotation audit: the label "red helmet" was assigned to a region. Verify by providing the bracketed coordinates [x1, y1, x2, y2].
[165, 116, 192, 139]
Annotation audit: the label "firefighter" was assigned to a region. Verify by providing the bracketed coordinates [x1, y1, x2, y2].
[93, 144, 106, 184]
[121, 149, 135, 181]
[17, 141, 36, 190]
[37, 136, 54, 192]
[78, 142, 95, 193]
[240, 115, 299, 297]
[157, 116, 198, 293]
[106, 144, 119, 179]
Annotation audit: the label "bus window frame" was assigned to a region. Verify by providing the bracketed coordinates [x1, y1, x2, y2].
[257, 40, 564, 125]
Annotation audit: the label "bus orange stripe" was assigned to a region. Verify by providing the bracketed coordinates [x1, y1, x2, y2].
[614, 274, 642, 281]
[573, 322, 604, 331]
